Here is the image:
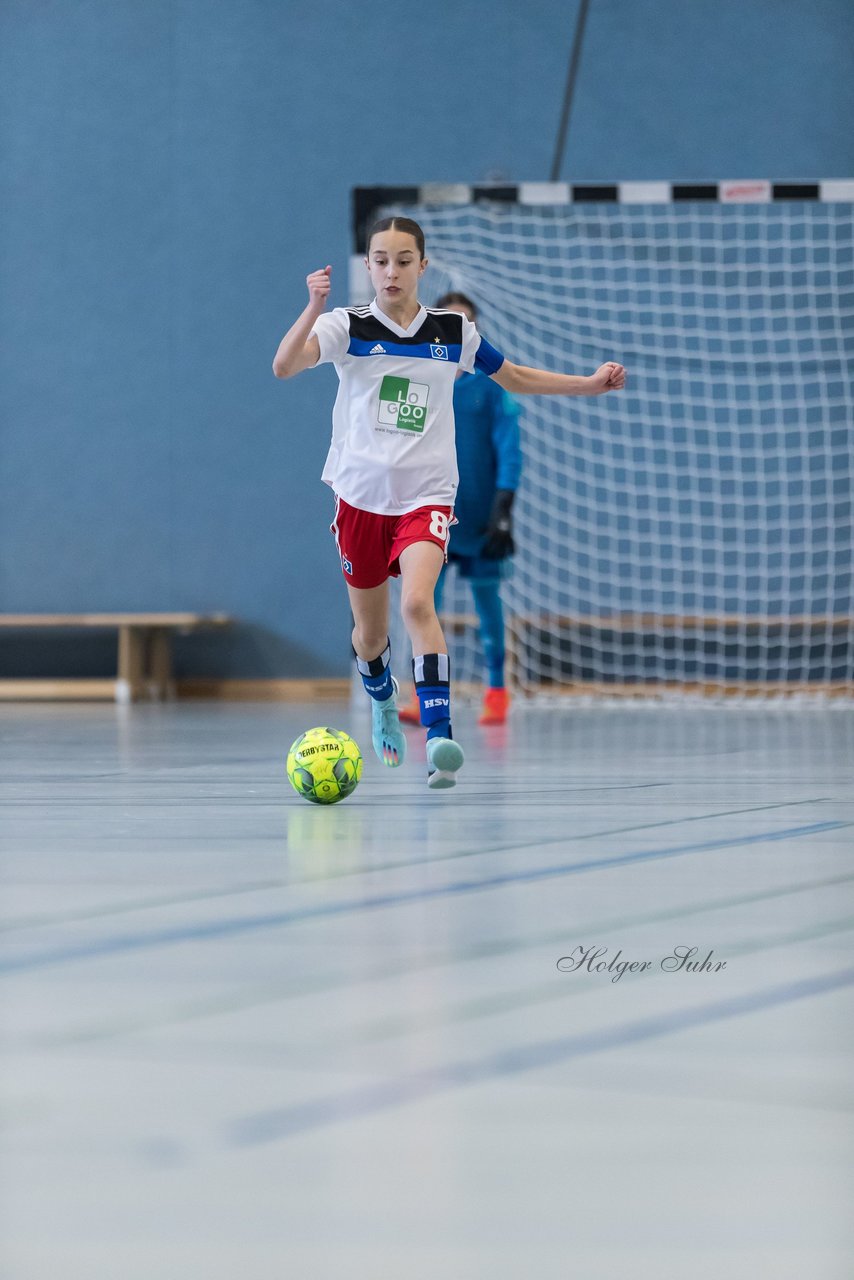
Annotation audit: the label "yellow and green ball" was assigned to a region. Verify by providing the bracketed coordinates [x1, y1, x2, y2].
[286, 727, 362, 804]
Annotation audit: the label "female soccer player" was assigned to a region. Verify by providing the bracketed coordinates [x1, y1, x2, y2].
[273, 217, 625, 789]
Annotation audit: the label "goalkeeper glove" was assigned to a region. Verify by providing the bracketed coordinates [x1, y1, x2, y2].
[481, 489, 515, 559]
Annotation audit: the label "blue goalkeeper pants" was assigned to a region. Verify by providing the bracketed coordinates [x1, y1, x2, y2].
[435, 565, 506, 689]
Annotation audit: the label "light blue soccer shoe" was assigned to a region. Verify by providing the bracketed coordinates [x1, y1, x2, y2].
[372, 677, 406, 768]
[426, 735, 465, 789]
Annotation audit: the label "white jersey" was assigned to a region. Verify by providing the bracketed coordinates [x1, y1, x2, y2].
[311, 298, 504, 516]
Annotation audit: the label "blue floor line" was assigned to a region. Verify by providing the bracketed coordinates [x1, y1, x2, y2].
[0, 819, 847, 974]
[226, 964, 854, 1145]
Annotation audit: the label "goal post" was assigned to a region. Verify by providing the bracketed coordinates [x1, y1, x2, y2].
[351, 182, 854, 700]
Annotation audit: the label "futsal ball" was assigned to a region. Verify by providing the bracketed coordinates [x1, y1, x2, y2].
[286, 726, 362, 805]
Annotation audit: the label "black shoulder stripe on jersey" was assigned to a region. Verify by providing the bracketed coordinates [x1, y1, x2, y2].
[416, 312, 464, 344]
[348, 311, 465, 345]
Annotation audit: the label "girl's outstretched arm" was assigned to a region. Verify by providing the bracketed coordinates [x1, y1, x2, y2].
[491, 360, 626, 396]
[272, 266, 332, 378]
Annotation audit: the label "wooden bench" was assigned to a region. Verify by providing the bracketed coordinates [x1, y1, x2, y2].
[0, 613, 232, 702]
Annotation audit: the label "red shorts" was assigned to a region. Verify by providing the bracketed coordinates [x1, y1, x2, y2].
[331, 497, 454, 589]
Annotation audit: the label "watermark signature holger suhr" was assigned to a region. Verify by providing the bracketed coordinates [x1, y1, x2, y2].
[557, 946, 727, 983]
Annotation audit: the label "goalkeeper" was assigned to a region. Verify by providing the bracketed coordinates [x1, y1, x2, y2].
[401, 290, 522, 726]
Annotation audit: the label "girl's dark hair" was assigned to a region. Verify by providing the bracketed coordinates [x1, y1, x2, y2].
[435, 291, 478, 319]
[366, 216, 425, 259]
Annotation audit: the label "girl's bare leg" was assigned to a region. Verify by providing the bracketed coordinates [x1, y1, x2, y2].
[346, 580, 390, 662]
[398, 541, 446, 654]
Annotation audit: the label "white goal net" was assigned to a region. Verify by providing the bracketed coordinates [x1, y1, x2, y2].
[356, 191, 853, 700]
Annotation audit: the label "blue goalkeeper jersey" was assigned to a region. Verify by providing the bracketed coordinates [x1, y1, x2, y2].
[451, 372, 522, 557]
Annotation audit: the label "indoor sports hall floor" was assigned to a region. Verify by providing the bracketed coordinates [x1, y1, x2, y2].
[2, 698, 853, 1280]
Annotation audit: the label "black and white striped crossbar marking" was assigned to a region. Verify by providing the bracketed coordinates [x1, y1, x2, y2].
[352, 180, 854, 251]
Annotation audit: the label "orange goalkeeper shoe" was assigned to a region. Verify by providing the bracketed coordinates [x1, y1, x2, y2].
[398, 695, 422, 726]
[479, 687, 510, 725]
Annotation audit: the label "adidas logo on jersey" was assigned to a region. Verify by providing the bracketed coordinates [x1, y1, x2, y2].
[369, 343, 386, 355]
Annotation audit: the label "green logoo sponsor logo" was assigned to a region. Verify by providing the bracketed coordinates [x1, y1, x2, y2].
[377, 375, 429, 432]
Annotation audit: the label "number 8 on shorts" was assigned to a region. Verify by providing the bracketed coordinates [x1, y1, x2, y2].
[429, 510, 450, 546]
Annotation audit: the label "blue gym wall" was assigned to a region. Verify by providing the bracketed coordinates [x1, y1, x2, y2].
[1, 0, 853, 678]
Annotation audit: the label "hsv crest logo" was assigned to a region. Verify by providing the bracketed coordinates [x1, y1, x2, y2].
[377, 375, 429, 432]
[430, 344, 448, 360]
[342, 556, 353, 575]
